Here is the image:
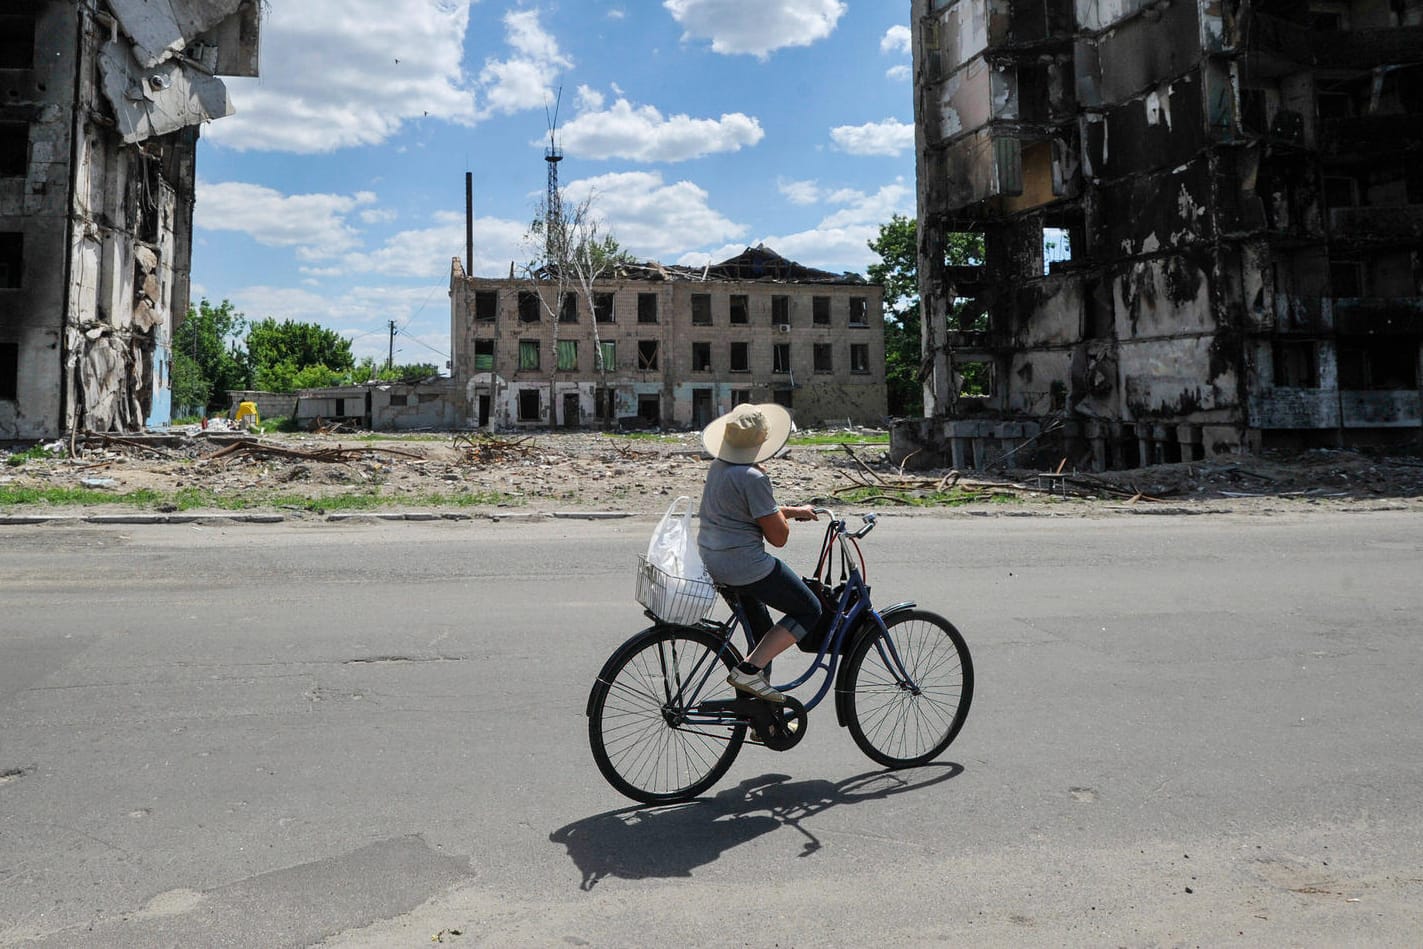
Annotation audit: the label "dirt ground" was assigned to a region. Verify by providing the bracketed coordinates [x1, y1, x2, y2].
[3, 426, 1423, 518]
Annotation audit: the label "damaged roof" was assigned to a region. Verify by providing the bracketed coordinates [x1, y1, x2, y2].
[531, 244, 867, 285]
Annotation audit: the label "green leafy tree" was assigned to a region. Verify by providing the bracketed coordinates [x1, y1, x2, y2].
[867, 216, 985, 416]
[348, 358, 441, 385]
[173, 299, 249, 412]
[246, 318, 354, 391]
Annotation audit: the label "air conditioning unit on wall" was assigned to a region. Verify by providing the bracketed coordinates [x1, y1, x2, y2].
[777, 324, 791, 334]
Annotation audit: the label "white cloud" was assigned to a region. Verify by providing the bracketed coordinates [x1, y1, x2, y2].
[474, 10, 573, 120]
[346, 212, 532, 280]
[881, 25, 912, 55]
[683, 180, 912, 274]
[360, 208, 399, 225]
[562, 171, 745, 259]
[830, 118, 915, 157]
[204, 0, 476, 153]
[226, 284, 453, 365]
[195, 181, 375, 258]
[664, 0, 846, 59]
[559, 86, 764, 162]
[886, 64, 912, 82]
[778, 178, 822, 205]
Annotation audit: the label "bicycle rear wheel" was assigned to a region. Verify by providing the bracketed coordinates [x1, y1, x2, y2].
[843, 609, 973, 768]
[587, 626, 747, 804]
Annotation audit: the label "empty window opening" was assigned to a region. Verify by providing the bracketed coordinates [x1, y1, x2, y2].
[773, 343, 791, 374]
[0, 122, 26, 177]
[1273, 341, 1319, 388]
[594, 292, 615, 323]
[560, 292, 578, 323]
[1329, 260, 1364, 297]
[474, 290, 498, 321]
[637, 339, 659, 370]
[1043, 228, 1073, 272]
[598, 340, 616, 371]
[958, 361, 993, 396]
[812, 296, 831, 326]
[771, 295, 789, 326]
[518, 290, 541, 322]
[638, 293, 658, 323]
[730, 341, 749, 372]
[1316, 91, 1353, 120]
[557, 339, 577, 370]
[691, 293, 712, 325]
[848, 297, 867, 326]
[850, 343, 869, 374]
[729, 294, 749, 325]
[518, 388, 541, 421]
[813, 343, 833, 374]
[772, 388, 793, 410]
[388, 393, 408, 407]
[518, 339, 539, 370]
[474, 339, 494, 371]
[637, 394, 660, 426]
[692, 342, 712, 371]
[0, 232, 20, 289]
[1338, 339, 1419, 389]
[731, 389, 752, 406]
[0, 341, 16, 399]
[0, 15, 36, 69]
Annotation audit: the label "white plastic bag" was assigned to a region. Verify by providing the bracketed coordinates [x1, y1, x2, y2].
[639, 496, 716, 624]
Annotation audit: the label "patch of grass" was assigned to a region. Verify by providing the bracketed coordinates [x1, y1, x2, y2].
[1, 483, 518, 513]
[788, 432, 889, 447]
[835, 486, 1022, 508]
[5, 444, 60, 467]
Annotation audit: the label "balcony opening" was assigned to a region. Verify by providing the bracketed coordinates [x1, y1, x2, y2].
[0, 122, 26, 177]
[1338, 338, 1419, 389]
[958, 360, 993, 396]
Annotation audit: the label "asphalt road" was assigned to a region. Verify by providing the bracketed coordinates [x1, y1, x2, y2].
[2, 509, 1421, 947]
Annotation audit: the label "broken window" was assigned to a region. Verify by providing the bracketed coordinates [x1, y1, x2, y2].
[731, 389, 751, 406]
[730, 341, 749, 372]
[1338, 339, 1419, 389]
[729, 294, 749, 325]
[0, 232, 20, 289]
[0, 341, 16, 400]
[691, 293, 712, 325]
[557, 339, 577, 371]
[813, 343, 833, 374]
[0, 15, 35, 69]
[848, 297, 867, 326]
[638, 394, 660, 425]
[594, 292, 615, 323]
[518, 290, 541, 322]
[1272, 341, 1318, 388]
[518, 340, 539, 370]
[850, 343, 869, 374]
[598, 340, 616, 371]
[771, 296, 789, 326]
[474, 290, 498, 322]
[388, 393, 408, 407]
[0, 122, 26, 177]
[638, 339, 659, 370]
[1329, 260, 1364, 297]
[474, 339, 494, 371]
[773, 343, 790, 374]
[813, 296, 831, 326]
[958, 361, 993, 396]
[692, 342, 712, 371]
[560, 292, 578, 323]
[638, 293, 658, 323]
[518, 389, 541, 421]
[1323, 176, 1358, 209]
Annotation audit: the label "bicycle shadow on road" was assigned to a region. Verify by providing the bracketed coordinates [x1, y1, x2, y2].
[549, 764, 963, 890]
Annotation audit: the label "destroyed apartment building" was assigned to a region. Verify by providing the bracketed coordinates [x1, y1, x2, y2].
[904, 0, 1423, 470]
[449, 245, 889, 430]
[0, 0, 259, 441]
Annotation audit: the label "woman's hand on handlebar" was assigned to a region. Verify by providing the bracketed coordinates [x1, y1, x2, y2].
[781, 505, 820, 522]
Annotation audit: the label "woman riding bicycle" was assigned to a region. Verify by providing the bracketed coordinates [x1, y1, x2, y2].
[697, 403, 821, 704]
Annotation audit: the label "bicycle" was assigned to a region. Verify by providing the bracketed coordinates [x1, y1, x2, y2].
[586, 509, 974, 804]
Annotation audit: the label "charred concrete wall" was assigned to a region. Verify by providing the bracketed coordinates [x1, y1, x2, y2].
[906, 0, 1423, 469]
[0, 0, 259, 441]
[449, 246, 888, 431]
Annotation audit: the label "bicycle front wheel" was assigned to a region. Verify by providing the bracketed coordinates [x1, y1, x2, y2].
[587, 626, 747, 804]
[844, 609, 973, 768]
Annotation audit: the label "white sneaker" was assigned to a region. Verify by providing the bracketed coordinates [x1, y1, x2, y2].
[727, 667, 786, 704]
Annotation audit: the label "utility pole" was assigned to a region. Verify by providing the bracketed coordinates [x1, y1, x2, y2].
[387, 320, 397, 371]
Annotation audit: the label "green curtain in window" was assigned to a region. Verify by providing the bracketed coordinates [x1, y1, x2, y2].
[598, 341, 615, 371]
[474, 353, 494, 371]
[519, 341, 539, 370]
[557, 339, 577, 370]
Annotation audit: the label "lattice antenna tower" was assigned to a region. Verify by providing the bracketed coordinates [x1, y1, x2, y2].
[544, 87, 564, 258]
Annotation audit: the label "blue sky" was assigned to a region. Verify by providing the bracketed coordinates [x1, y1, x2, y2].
[191, 1, 916, 368]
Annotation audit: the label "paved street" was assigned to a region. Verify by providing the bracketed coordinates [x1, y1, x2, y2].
[2, 509, 1421, 946]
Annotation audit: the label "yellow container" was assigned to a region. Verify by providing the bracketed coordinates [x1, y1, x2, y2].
[235, 401, 260, 427]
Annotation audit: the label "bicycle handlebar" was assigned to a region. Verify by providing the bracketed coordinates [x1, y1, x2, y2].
[810, 508, 879, 539]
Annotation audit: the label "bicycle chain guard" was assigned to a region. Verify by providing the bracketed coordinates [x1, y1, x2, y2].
[745, 695, 808, 751]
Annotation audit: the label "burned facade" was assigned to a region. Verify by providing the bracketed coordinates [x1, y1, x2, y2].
[0, 0, 258, 441]
[449, 246, 888, 430]
[906, 0, 1423, 469]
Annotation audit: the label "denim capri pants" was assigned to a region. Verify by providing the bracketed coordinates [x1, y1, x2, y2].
[726, 558, 822, 644]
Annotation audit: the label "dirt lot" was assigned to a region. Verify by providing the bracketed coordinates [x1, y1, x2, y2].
[3, 427, 1423, 518]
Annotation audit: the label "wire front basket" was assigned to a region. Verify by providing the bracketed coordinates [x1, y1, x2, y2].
[635, 555, 718, 626]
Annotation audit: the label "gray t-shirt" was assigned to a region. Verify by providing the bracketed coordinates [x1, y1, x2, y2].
[697, 459, 779, 586]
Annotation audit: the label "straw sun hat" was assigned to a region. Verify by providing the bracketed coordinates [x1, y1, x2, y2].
[702, 403, 793, 464]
